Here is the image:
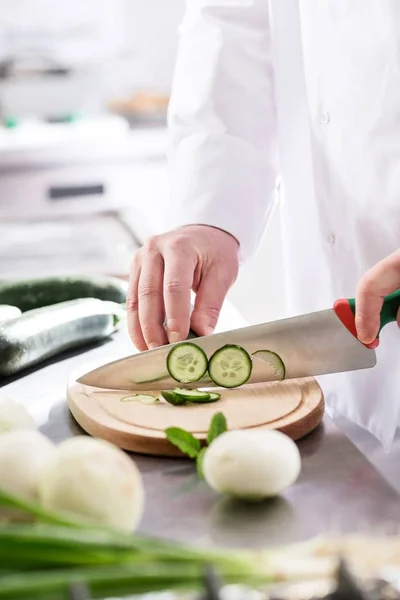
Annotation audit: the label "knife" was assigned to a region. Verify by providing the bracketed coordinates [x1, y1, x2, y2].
[77, 290, 400, 391]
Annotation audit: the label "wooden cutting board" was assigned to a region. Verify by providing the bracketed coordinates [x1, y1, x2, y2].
[67, 360, 325, 457]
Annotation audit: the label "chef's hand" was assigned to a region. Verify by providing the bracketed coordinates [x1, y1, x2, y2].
[127, 225, 239, 351]
[355, 249, 400, 344]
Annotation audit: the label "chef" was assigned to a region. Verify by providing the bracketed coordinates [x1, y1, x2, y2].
[127, 1, 400, 451]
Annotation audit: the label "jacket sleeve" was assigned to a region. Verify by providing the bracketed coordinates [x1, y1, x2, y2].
[166, 0, 279, 262]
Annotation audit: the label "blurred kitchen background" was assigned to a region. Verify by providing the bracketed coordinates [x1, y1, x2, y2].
[0, 0, 284, 325]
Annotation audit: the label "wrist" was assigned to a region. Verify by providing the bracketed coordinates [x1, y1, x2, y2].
[181, 224, 240, 249]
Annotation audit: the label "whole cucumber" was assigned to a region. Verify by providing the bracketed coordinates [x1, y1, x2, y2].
[0, 298, 123, 377]
[0, 275, 128, 312]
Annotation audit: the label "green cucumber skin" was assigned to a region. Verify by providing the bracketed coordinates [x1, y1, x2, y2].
[172, 388, 211, 401]
[189, 392, 221, 404]
[0, 298, 119, 377]
[161, 391, 187, 406]
[0, 275, 128, 312]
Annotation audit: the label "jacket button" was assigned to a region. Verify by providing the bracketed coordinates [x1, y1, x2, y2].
[327, 233, 335, 244]
[320, 111, 330, 124]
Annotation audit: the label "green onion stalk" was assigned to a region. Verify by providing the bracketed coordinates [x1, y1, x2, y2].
[0, 489, 284, 600]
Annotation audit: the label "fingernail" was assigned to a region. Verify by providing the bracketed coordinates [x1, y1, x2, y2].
[148, 342, 159, 349]
[204, 326, 214, 336]
[168, 331, 182, 344]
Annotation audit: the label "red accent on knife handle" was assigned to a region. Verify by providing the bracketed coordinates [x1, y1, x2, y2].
[333, 299, 379, 349]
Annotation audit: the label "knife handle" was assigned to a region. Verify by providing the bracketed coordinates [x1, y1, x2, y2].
[333, 289, 400, 349]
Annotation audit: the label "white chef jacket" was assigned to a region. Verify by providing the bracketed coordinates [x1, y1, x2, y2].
[166, 0, 400, 450]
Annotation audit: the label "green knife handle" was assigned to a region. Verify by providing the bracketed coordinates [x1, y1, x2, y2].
[334, 288, 400, 349]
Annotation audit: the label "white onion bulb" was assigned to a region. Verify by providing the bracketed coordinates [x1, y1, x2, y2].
[39, 436, 145, 532]
[0, 430, 56, 501]
[0, 394, 37, 434]
[203, 429, 301, 501]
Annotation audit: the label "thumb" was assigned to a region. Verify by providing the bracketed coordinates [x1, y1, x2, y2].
[190, 269, 232, 337]
[355, 249, 400, 344]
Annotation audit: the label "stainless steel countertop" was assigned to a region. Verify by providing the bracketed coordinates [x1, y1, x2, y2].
[2, 313, 400, 550]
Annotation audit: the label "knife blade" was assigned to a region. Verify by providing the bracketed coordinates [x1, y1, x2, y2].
[77, 302, 379, 391]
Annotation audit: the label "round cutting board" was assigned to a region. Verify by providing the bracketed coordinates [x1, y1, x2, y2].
[67, 359, 325, 456]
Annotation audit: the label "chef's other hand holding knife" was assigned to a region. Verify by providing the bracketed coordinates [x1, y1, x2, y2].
[356, 249, 400, 345]
[127, 225, 239, 351]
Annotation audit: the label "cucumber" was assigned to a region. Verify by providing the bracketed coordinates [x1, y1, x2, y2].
[166, 342, 208, 383]
[120, 394, 158, 405]
[161, 388, 221, 405]
[203, 392, 221, 403]
[0, 298, 121, 377]
[172, 388, 212, 401]
[252, 349, 286, 381]
[208, 345, 252, 388]
[161, 390, 187, 406]
[172, 388, 221, 403]
[0, 305, 21, 325]
[181, 390, 221, 404]
[0, 275, 128, 312]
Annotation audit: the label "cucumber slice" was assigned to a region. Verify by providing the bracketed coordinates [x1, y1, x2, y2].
[207, 392, 221, 402]
[172, 388, 211, 401]
[174, 389, 221, 404]
[192, 391, 221, 404]
[161, 388, 221, 405]
[120, 394, 158, 404]
[161, 391, 187, 406]
[252, 350, 286, 381]
[166, 342, 208, 383]
[208, 345, 252, 388]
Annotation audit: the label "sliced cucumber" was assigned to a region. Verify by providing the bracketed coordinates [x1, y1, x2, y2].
[120, 394, 158, 405]
[208, 344, 252, 389]
[161, 390, 187, 406]
[166, 342, 208, 383]
[161, 388, 222, 405]
[206, 392, 221, 402]
[172, 388, 211, 401]
[173, 388, 221, 404]
[189, 391, 221, 404]
[252, 349, 286, 381]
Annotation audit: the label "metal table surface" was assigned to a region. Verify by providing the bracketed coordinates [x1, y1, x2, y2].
[1, 307, 400, 551]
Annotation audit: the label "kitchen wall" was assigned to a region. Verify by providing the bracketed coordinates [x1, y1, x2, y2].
[120, 0, 186, 94]
[0, 0, 186, 113]
[0, 0, 285, 325]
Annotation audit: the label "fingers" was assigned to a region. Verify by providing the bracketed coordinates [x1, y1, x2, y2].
[190, 267, 234, 336]
[163, 244, 195, 343]
[127, 226, 240, 350]
[138, 251, 168, 349]
[127, 251, 147, 351]
[355, 249, 400, 343]
[127, 237, 195, 350]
